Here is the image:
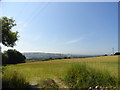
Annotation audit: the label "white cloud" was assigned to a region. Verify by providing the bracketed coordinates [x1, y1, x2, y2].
[66, 39, 79, 44]
[65, 38, 84, 44]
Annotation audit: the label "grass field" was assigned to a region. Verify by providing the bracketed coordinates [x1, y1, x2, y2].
[2, 55, 118, 88]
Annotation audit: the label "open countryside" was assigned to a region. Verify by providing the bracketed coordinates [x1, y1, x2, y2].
[2, 55, 118, 89]
[1, 1, 119, 89]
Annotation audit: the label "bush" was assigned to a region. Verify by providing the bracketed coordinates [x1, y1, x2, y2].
[64, 63, 118, 89]
[2, 70, 30, 88]
[2, 53, 8, 66]
[114, 52, 120, 55]
[3, 49, 26, 64]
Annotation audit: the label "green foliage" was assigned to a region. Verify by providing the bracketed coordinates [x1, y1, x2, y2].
[0, 17, 19, 47]
[3, 49, 26, 64]
[2, 70, 30, 88]
[64, 63, 118, 89]
[2, 53, 8, 66]
[64, 57, 71, 59]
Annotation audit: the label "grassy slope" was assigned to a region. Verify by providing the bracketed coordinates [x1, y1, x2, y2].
[3, 55, 118, 83]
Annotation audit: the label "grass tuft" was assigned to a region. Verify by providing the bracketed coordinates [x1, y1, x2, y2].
[64, 63, 118, 89]
[2, 70, 30, 88]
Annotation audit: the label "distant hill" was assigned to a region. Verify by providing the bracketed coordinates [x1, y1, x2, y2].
[23, 52, 67, 61]
[22, 52, 104, 61]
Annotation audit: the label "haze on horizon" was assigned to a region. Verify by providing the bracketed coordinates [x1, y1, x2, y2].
[1, 2, 118, 55]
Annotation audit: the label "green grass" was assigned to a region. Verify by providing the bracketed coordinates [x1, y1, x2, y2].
[2, 70, 30, 88]
[3, 63, 72, 81]
[2, 55, 118, 88]
[64, 63, 118, 89]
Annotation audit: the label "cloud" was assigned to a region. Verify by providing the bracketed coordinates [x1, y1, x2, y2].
[65, 38, 84, 44]
[66, 39, 79, 44]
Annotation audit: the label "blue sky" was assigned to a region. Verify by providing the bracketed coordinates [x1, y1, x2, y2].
[1, 2, 118, 55]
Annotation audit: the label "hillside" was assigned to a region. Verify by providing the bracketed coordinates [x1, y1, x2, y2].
[22, 52, 104, 61]
[2, 55, 118, 89]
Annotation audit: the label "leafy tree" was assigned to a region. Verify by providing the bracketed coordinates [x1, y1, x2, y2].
[0, 17, 19, 47]
[4, 49, 26, 64]
[0, 17, 26, 65]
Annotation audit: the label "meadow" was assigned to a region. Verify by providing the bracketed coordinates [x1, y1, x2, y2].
[2, 55, 118, 88]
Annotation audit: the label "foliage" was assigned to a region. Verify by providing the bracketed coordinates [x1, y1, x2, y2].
[64, 57, 71, 59]
[114, 52, 120, 55]
[3, 49, 26, 64]
[2, 53, 8, 66]
[0, 17, 19, 47]
[2, 70, 30, 88]
[64, 63, 118, 89]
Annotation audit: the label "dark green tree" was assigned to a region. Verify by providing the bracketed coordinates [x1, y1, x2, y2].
[0, 17, 26, 65]
[0, 17, 19, 47]
[114, 52, 120, 55]
[4, 49, 26, 64]
[2, 52, 8, 66]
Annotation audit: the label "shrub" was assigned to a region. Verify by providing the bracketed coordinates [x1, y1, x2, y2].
[64, 63, 118, 89]
[3, 49, 26, 64]
[114, 52, 120, 55]
[2, 70, 30, 88]
[2, 53, 8, 66]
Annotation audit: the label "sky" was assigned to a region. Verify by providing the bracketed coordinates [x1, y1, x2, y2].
[0, 2, 118, 55]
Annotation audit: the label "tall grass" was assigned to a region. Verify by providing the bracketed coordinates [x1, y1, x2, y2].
[2, 69, 30, 88]
[64, 63, 118, 89]
[2, 56, 118, 88]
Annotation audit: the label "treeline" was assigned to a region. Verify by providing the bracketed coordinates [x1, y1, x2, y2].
[42, 56, 71, 61]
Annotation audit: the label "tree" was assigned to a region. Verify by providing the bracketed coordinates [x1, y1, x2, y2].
[2, 52, 8, 66]
[0, 17, 26, 65]
[0, 17, 19, 47]
[4, 49, 26, 64]
[114, 52, 120, 55]
[104, 54, 108, 56]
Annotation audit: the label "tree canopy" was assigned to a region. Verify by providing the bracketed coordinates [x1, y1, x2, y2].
[3, 49, 26, 65]
[114, 52, 120, 55]
[1, 17, 26, 65]
[0, 17, 19, 47]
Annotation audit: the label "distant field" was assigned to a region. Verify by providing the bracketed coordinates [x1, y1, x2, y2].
[2, 55, 118, 88]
